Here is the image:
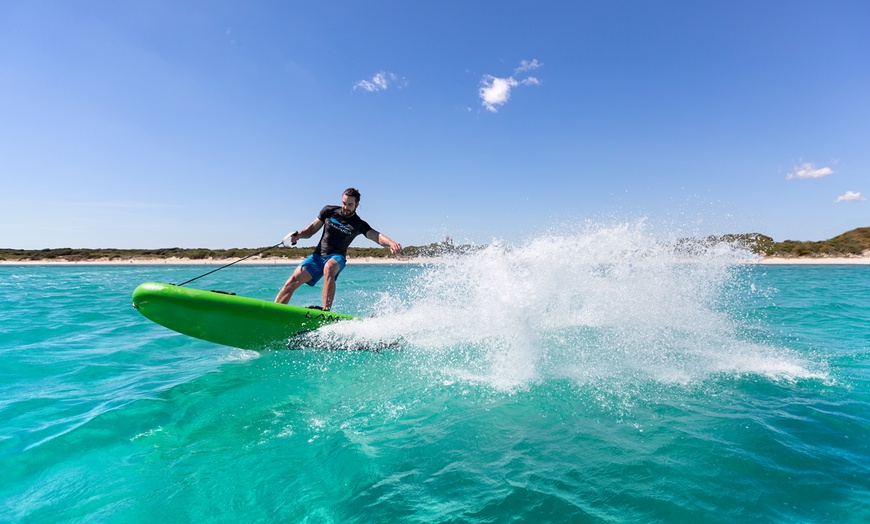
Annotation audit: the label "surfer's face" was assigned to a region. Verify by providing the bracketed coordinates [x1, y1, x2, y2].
[341, 195, 359, 216]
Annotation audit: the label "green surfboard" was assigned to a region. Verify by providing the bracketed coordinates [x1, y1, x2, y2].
[132, 282, 357, 350]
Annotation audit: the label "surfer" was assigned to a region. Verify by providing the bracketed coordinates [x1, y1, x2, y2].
[274, 188, 402, 310]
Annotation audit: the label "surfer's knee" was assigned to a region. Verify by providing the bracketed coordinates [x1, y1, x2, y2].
[323, 259, 341, 279]
[282, 271, 309, 291]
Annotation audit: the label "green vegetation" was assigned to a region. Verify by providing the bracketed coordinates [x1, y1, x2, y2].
[1, 228, 868, 262]
[0, 240, 472, 262]
[0, 246, 373, 262]
[686, 228, 870, 257]
[757, 227, 870, 257]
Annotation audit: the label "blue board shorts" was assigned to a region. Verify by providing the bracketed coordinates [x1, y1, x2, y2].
[300, 254, 347, 286]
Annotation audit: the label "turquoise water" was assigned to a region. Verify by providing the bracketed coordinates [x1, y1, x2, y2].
[2, 234, 869, 523]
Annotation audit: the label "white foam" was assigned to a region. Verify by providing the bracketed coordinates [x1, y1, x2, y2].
[218, 348, 260, 362]
[310, 221, 825, 390]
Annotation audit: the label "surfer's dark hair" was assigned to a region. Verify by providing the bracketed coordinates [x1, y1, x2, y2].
[343, 188, 361, 202]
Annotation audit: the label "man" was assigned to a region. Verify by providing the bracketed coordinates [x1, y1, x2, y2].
[274, 188, 402, 310]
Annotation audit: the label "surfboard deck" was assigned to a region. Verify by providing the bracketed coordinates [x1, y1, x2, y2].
[132, 282, 357, 350]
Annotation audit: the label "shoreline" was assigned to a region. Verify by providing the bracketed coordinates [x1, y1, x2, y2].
[1, 256, 869, 266]
[0, 256, 434, 266]
[752, 256, 870, 265]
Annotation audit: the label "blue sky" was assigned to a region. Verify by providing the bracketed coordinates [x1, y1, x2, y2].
[2, 1, 867, 249]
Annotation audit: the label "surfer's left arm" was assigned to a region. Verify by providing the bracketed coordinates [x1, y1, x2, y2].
[366, 230, 402, 255]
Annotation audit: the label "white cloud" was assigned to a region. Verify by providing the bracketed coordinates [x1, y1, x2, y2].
[787, 162, 834, 180]
[515, 59, 542, 73]
[354, 71, 405, 92]
[480, 75, 519, 113]
[834, 191, 865, 203]
[479, 59, 542, 113]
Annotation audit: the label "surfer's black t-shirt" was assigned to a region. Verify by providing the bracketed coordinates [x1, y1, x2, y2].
[314, 206, 373, 257]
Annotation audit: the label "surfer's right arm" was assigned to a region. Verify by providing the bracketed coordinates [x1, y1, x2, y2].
[283, 219, 324, 246]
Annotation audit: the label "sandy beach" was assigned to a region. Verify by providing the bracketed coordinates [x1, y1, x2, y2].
[753, 256, 870, 265]
[0, 256, 435, 266]
[2, 255, 868, 265]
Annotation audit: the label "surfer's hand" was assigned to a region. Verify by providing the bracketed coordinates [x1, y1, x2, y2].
[283, 231, 298, 247]
[389, 242, 402, 255]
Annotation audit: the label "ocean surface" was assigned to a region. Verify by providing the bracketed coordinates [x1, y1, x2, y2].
[2, 231, 869, 523]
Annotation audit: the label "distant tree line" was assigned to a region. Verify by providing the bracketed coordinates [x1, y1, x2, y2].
[1, 228, 867, 261]
[700, 227, 870, 257]
[0, 240, 477, 262]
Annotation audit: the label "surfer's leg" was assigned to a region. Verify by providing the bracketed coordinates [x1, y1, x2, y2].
[321, 259, 342, 311]
[274, 266, 313, 304]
